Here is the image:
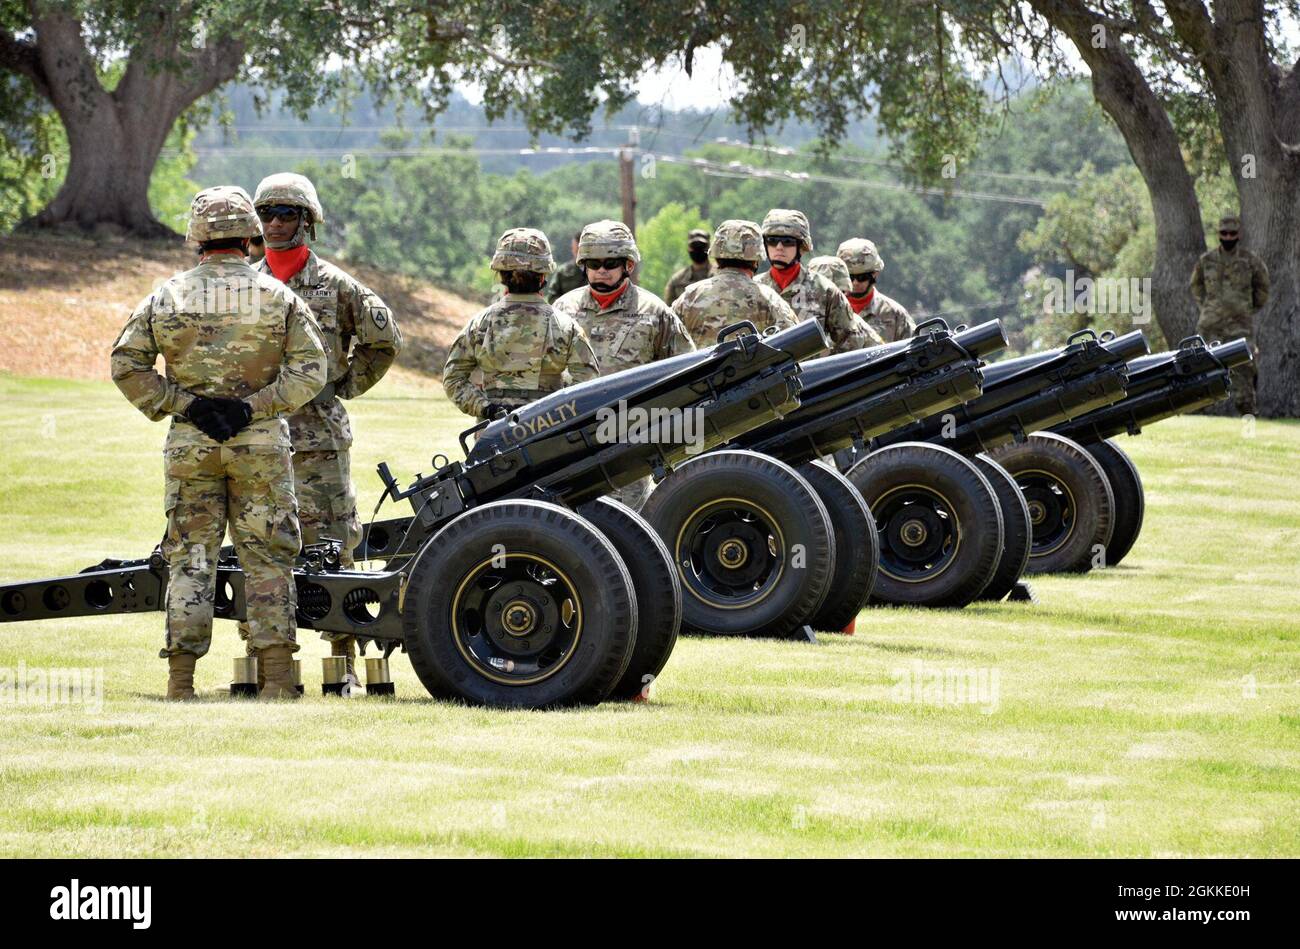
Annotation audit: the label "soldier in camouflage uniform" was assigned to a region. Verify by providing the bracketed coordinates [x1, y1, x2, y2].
[246, 173, 403, 687]
[808, 255, 852, 294]
[545, 232, 588, 304]
[111, 186, 327, 701]
[553, 220, 695, 510]
[1191, 214, 1269, 415]
[672, 220, 800, 347]
[663, 228, 715, 305]
[837, 238, 917, 343]
[444, 228, 600, 423]
[756, 209, 880, 352]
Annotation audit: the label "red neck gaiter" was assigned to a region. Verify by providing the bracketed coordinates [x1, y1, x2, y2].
[265, 244, 310, 283]
[769, 262, 801, 291]
[589, 280, 630, 310]
[848, 289, 875, 314]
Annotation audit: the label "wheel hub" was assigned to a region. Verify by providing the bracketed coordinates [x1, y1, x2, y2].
[900, 518, 929, 547]
[717, 538, 749, 569]
[872, 486, 961, 582]
[678, 500, 785, 608]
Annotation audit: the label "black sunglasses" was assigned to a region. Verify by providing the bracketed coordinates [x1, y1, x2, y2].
[257, 205, 301, 223]
[765, 236, 799, 248]
[584, 258, 626, 271]
[849, 272, 875, 282]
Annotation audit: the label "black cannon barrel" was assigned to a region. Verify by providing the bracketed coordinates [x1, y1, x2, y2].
[732, 320, 1003, 464]
[1050, 336, 1249, 445]
[874, 328, 1147, 455]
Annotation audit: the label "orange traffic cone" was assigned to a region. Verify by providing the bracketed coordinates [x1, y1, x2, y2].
[842, 617, 856, 635]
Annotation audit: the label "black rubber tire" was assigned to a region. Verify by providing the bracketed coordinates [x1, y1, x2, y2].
[640, 450, 835, 638]
[402, 500, 637, 708]
[970, 454, 1032, 602]
[1082, 439, 1145, 568]
[798, 460, 879, 631]
[577, 497, 681, 700]
[989, 432, 1115, 574]
[846, 442, 1004, 608]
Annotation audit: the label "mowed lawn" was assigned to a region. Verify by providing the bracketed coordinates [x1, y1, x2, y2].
[0, 373, 1297, 858]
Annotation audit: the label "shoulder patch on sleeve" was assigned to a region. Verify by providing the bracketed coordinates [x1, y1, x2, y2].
[371, 306, 389, 329]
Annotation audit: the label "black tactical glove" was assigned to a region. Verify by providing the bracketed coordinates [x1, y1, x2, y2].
[212, 397, 254, 439]
[482, 402, 510, 420]
[187, 397, 234, 442]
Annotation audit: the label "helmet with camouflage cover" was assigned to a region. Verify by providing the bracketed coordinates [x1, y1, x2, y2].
[837, 238, 885, 275]
[687, 228, 710, 246]
[185, 186, 261, 243]
[760, 209, 814, 253]
[491, 227, 555, 274]
[808, 255, 851, 293]
[577, 219, 641, 266]
[253, 173, 325, 226]
[709, 220, 764, 263]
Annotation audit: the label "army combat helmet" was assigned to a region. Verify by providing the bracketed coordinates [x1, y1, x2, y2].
[761, 209, 814, 253]
[710, 220, 765, 263]
[837, 238, 885, 276]
[807, 255, 852, 294]
[577, 219, 641, 266]
[186, 185, 261, 243]
[253, 173, 324, 247]
[491, 227, 555, 275]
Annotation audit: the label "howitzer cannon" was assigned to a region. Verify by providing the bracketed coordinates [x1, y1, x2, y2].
[0, 321, 829, 708]
[637, 318, 1009, 635]
[996, 334, 1254, 571]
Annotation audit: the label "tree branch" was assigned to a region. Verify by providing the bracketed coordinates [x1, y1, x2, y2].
[0, 26, 50, 99]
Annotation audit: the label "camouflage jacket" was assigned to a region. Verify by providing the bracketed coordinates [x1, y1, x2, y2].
[111, 254, 327, 450]
[545, 260, 588, 303]
[851, 289, 916, 343]
[443, 292, 600, 419]
[255, 251, 402, 451]
[671, 268, 799, 349]
[553, 282, 695, 375]
[756, 265, 881, 352]
[663, 261, 714, 306]
[1191, 246, 1269, 337]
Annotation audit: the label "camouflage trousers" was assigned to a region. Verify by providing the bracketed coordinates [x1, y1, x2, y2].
[1197, 318, 1257, 415]
[161, 444, 301, 659]
[238, 449, 361, 646]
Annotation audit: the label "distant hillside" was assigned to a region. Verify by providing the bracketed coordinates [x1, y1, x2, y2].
[0, 234, 479, 384]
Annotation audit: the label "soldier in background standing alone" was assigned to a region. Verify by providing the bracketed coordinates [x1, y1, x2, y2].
[444, 228, 600, 422]
[663, 228, 714, 305]
[1190, 214, 1269, 415]
[111, 186, 327, 701]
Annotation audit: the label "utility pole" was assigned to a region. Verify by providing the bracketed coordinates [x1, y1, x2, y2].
[619, 127, 639, 283]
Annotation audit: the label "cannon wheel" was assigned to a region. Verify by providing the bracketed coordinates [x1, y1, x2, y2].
[1082, 439, 1145, 568]
[577, 497, 681, 700]
[846, 443, 1003, 608]
[798, 460, 878, 631]
[640, 450, 834, 638]
[989, 432, 1115, 574]
[402, 500, 637, 708]
[970, 454, 1032, 603]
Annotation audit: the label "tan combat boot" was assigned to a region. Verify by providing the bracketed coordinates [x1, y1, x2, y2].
[166, 653, 197, 701]
[331, 637, 360, 691]
[258, 645, 300, 701]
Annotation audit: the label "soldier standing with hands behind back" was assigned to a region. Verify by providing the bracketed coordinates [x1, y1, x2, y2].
[1191, 214, 1269, 415]
[111, 186, 327, 701]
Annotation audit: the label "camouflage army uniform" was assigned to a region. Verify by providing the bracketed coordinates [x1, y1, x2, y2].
[251, 250, 401, 576]
[111, 250, 326, 661]
[664, 261, 714, 306]
[673, 269, 798, 347]
[554, 220, 696, 508]
[1191, 221, 1268, 415]
[855, 289, 916, 343]
[755, 265, 881, 352]
[546, 259, 587, 304]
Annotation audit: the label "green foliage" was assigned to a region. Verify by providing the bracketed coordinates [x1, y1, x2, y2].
[635, 203, 710, 299]
[148, 124, 202, 235]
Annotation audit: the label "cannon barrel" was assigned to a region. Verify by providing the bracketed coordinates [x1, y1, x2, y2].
[732, 320, 1005, 464]
[872, 328, 1148, 455]
[1050, 335, 1252, 446]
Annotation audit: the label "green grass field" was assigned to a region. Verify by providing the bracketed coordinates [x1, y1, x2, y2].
[0, 373, 1297, 857]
